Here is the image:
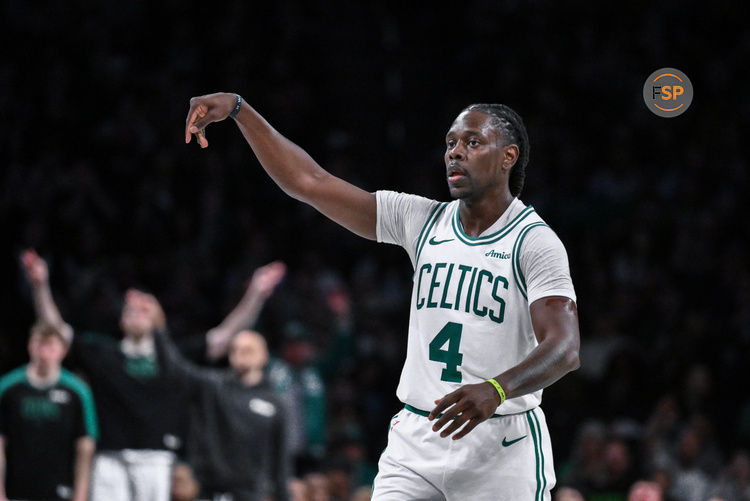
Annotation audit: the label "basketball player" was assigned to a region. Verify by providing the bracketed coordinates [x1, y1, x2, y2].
[184, 93, 580, 500]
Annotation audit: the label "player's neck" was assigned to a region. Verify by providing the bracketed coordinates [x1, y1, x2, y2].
[458, 190, 515, 237]
[26, 363, 61, 388]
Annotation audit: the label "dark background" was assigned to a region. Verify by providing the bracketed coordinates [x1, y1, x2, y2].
[2, 0, 748, 496]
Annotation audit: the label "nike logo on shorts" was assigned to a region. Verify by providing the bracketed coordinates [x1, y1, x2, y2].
[501, 435, 527, 447]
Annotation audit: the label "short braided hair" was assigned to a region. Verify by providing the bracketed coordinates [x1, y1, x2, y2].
[462, 103, 530, 197]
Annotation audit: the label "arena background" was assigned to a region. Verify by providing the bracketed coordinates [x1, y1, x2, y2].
[2, 1, 748, 498]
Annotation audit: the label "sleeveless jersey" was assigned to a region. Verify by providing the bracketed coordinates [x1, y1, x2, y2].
[377, 191, 576, 415]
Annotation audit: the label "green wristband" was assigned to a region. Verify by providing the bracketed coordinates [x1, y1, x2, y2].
[486, 378, 506, 405]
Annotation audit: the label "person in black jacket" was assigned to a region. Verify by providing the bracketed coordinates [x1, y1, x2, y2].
[134, 288, 290, 501]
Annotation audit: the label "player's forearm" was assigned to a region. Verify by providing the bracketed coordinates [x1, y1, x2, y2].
[31, 282, 67, 329]
[72, 437, 95, 501]
[234, 103, 333, 204]
[493, 333, 579, 400]
[218, 287, 265, 334]
[206, 288, 266, 360]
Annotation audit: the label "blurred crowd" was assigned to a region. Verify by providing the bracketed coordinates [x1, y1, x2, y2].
[1, 1, 748, 500]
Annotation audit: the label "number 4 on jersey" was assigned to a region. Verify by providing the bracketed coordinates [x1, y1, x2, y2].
[429, 322, 463, 382]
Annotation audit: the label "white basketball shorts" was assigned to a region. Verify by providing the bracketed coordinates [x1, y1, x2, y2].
[372, 405, 555, 501]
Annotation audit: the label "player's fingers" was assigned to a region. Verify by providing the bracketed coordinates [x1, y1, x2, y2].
[189, 109, 219, 134]
[429, 391, 460, 420]
[186, 104, 217, 146]
[185, 103, 203, 143]
[197, 130, 209, 148]
[431, 401, 466, 432]
[439, 412, 470, 438]
[452, 417, 481, 440]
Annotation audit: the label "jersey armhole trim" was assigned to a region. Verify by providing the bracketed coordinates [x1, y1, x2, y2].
[60, 370, 99, 441]
[511, 222, 549, 300]
[414, 202, 448, 265]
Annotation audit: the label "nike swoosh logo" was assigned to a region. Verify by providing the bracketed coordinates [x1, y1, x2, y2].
[502, 435, 527, 447]
[429, 237, 455, 245]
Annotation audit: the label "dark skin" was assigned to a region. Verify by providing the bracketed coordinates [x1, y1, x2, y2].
[185, 94, 580, 440]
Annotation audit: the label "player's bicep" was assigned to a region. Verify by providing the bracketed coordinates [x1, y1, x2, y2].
[305, 174, 377, 240]
[529, 296, 580, 376]
[530, 296, 579, 345]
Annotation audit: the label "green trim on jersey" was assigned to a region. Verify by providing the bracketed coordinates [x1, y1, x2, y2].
[415, 203, 449, 266]
[404, 404, 504, 419]
[59, 369, 99, 441]
[511, 222, 549, 300]
[0, 366, 28, 401]
[526, 409, 547, 500]
[451, 204, 537, 246]
[0, 366, 99, 441]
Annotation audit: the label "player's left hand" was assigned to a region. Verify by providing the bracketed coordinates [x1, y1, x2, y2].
[428, 381, 503, 439]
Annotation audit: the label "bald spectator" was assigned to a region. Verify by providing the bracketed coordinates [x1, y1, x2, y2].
[153, 283, 290, 501]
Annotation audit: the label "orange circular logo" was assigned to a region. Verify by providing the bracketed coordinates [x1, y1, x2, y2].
[643, 68, 693, 118]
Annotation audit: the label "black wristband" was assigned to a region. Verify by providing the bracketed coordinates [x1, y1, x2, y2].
[229, 94, 242, 119]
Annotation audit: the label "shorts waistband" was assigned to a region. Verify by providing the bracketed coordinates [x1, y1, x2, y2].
[404, 404, 505, 419]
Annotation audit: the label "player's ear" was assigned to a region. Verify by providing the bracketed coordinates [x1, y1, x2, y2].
[502, 144, 519, 172]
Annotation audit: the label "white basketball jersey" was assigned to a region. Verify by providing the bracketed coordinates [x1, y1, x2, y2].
[377, 191, 576, 415]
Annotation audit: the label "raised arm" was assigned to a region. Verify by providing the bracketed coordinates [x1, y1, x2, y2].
[185, 93, 377, 240]
[20, 250, 72, 344]
[430, 297, 580, 439]
[205, 261, 287, 362]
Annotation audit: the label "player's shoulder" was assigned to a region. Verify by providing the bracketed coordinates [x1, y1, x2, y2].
[377, 190, 445, 213]
[58, 369, 94, 397]
[0, 366, 28, 397]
